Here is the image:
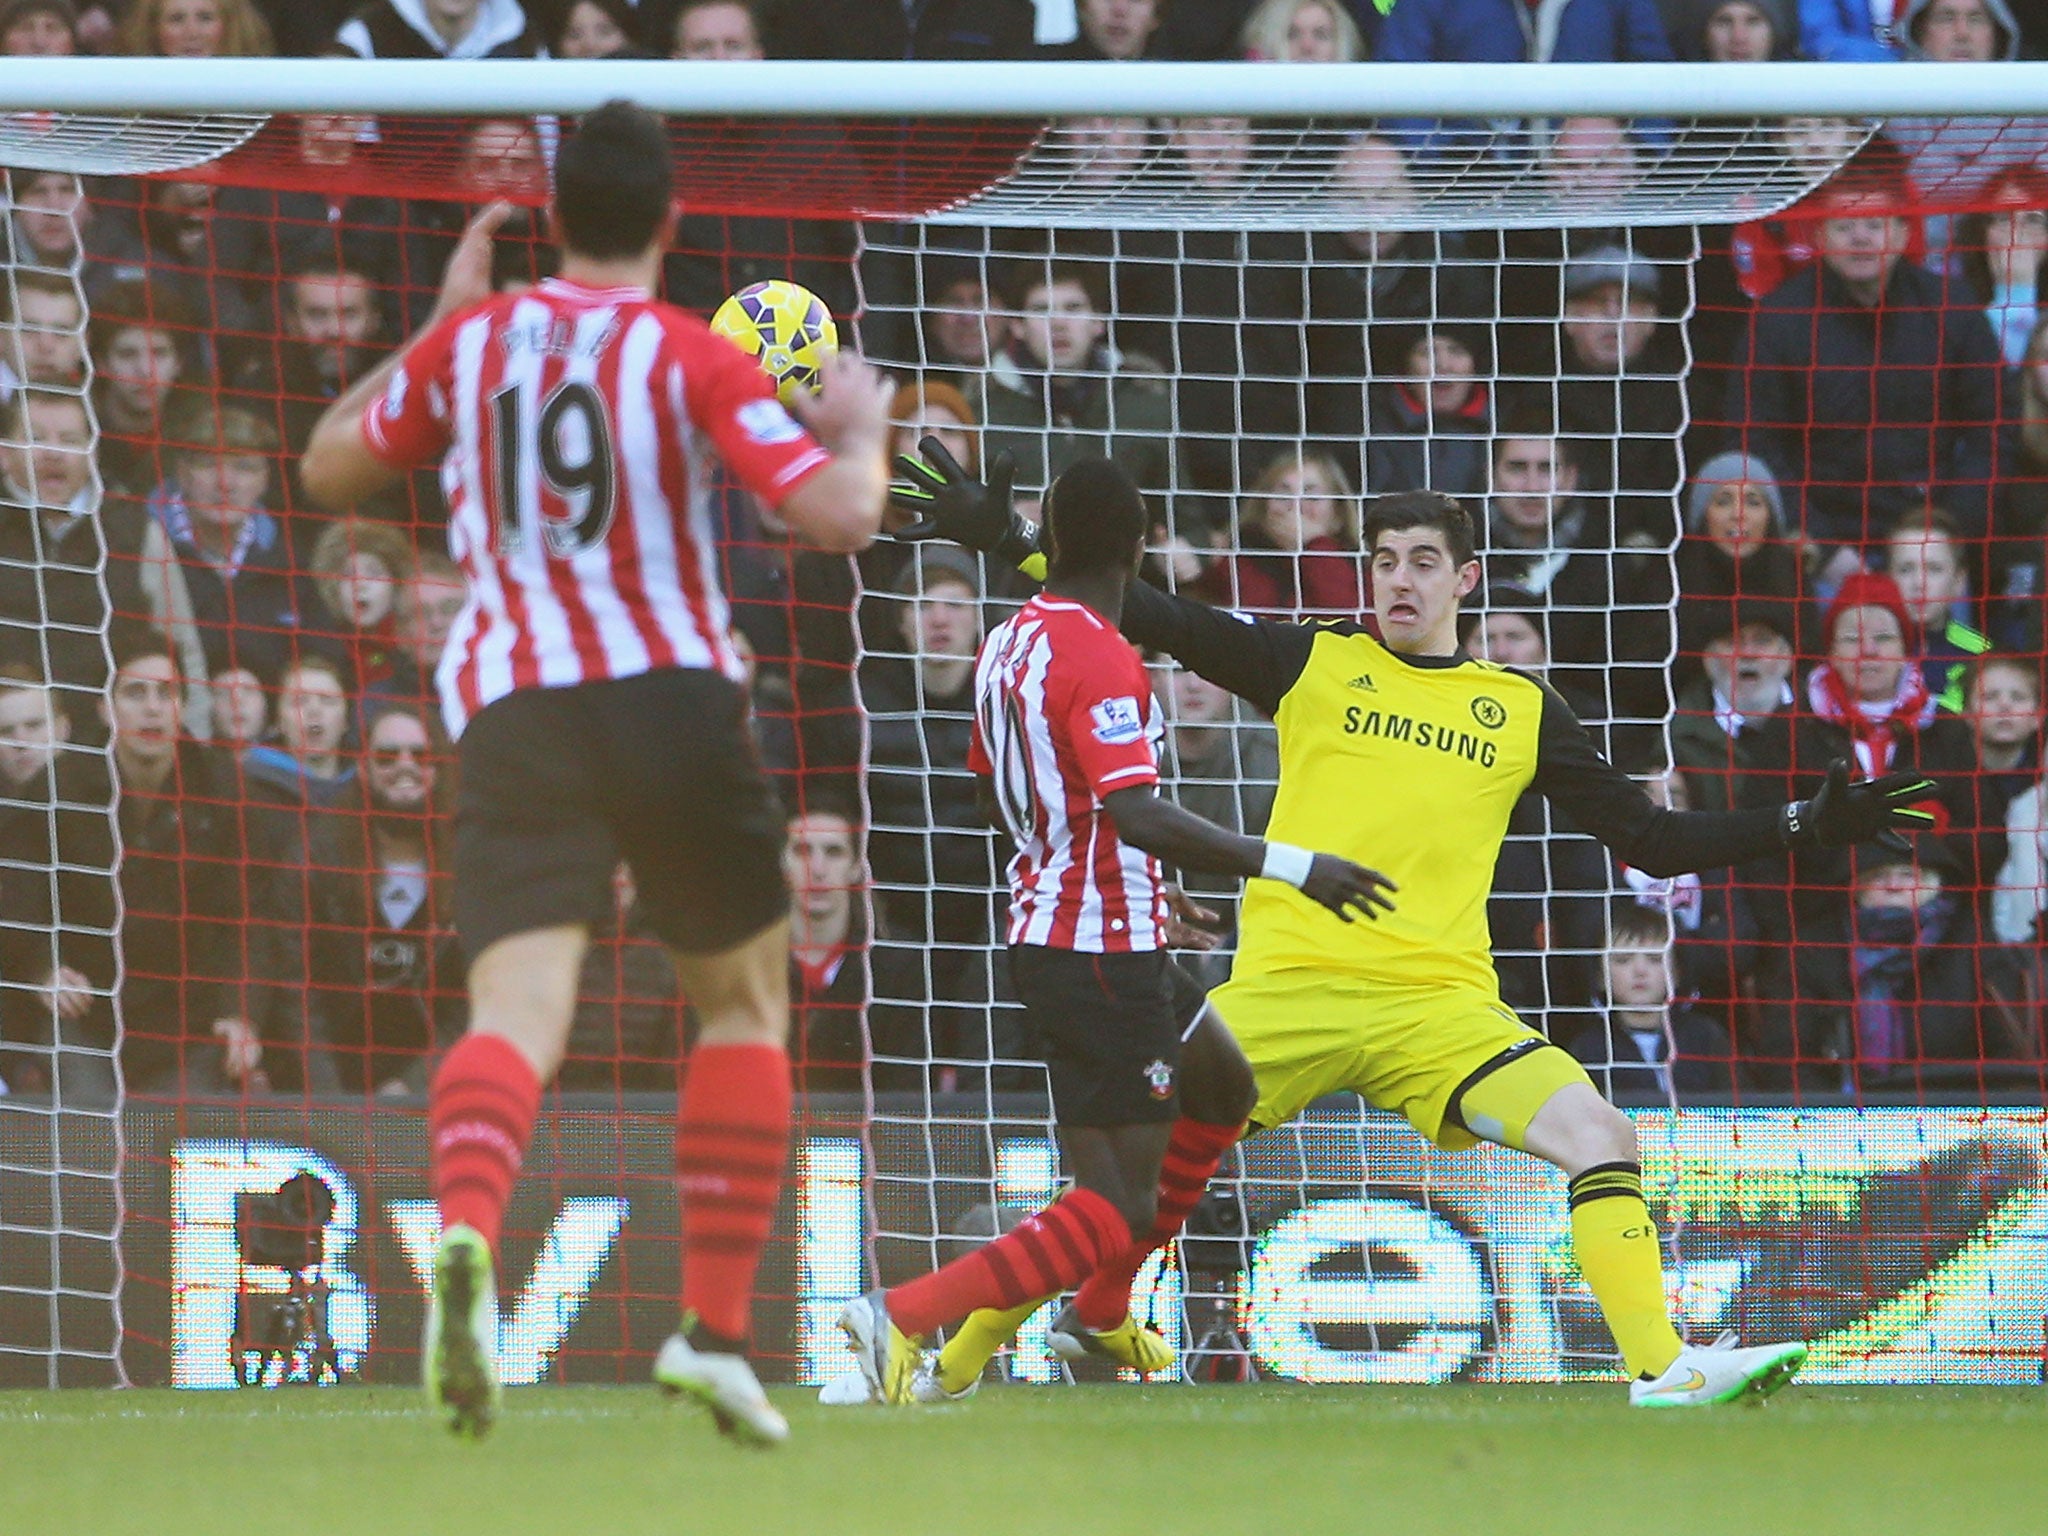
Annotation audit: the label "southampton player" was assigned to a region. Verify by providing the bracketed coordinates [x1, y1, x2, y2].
[896, 453, 1933, 1407]
[839, 457, 1394, 1405]
[301, 102, 894, 1442]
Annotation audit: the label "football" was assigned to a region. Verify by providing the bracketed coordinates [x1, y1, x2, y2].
[710, 279, 839, 406]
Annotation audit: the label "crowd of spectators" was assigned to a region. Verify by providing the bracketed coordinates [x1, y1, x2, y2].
[1, 0, 2047, 1111]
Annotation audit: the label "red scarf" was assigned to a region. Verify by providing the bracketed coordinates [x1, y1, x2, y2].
[350, 615, 400, 691]
[1805, 659, 1935, 777]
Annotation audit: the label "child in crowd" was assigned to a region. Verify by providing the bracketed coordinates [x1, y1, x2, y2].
[1565, 904, 1735, 1099]
[1883, 504, 1988, 714]
[307, 515, 416, 712]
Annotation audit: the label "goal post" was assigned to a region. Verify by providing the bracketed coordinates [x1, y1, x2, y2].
[0, 58, 2045, 219]
[0, 61, 2043, 1393]
[0, 57, 2046, 118]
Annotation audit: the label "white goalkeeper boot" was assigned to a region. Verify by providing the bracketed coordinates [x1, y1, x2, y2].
[910, 1355, 980, 1404]
[1629, 1331, 1808, 1408]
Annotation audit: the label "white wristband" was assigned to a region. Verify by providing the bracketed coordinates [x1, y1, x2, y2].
[1260, 842, 1315, 889]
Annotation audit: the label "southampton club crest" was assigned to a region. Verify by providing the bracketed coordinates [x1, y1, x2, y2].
[1143, 1058, 1175, 1100]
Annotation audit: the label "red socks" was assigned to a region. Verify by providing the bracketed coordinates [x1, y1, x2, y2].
[888, 1186, 1129, 1339]
[1073, 1116, 1241, 1330]
[429, 1032, 542, 1255]
[676, 1042, 793, 1343]
[428, 1033, 793, 1347]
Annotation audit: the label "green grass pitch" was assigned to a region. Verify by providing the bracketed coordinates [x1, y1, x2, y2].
[9, 1382, 2044, 1536]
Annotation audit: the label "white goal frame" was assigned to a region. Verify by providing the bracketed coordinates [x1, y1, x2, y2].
[2, 57, 2043, 1391]
[0, 58, 2040, 120]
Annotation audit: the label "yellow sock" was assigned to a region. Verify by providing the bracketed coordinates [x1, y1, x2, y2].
[1567, 1162, 1684, 1379]
[935, 1298, 1047, 1394]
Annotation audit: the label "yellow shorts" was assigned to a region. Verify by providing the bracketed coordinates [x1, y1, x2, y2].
[1208, 969, 1592, 1151]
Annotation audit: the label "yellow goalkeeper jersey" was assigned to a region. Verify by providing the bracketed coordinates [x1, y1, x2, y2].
[1115, 587, 1792, 998]
[1243, 627, 1541, 991]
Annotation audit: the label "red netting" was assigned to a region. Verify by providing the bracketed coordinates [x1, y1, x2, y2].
[179, 113, 1045, 221]
[0, 110, 2044, 1394]
[0, 129, 880, 1387]
[1682, 154, 2048, 1096]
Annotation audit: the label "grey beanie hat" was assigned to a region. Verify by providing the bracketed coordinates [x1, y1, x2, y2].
[1686, 451, 1785, 533]
[891, 544, 984, 599]
[1563, 245, 1663, 305]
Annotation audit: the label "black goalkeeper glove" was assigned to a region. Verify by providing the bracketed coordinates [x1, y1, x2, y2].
[1781, 758, 1938, 855]
[890, 437, 1045, 578]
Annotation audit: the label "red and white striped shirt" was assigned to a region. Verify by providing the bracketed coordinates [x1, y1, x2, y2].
[363, 276, 830, 738]
[968, 593, 1168, 953]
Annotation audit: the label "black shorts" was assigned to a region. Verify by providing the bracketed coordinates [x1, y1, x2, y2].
[1008, 945, 1209, 1127]
[454, 669, 788, 960]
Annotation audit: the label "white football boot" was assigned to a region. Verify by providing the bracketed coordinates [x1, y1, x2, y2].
[1629, 1331, 1809, 1408]
[423, 1223, 501, 1439]
[653, 1329, 789, 1446]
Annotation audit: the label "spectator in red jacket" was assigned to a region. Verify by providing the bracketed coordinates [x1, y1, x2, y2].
[1203, 446, 1365, 617]
[1729, 128, 1920, 304]
[1803, 572, 1951, 778]
[1729, 167, 2000, 557]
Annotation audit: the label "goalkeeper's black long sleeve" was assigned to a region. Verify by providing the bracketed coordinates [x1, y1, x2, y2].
[1527, 680, 1788, 876]
[1119, 580, 1336, 718]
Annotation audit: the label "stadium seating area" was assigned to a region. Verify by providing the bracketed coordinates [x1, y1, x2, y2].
[2, 0, 2047, 1116]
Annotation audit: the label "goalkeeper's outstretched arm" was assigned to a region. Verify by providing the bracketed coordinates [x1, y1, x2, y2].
[1525, 678, 1936, 875]
[1117, 582, 1344, 719]
[893, 435, 1334, 717]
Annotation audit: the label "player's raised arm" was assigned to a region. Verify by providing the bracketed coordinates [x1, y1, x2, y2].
[777, 351, 894, 553]
[1526, 680, 1936, 876]
[1101, 787, 1395, 924]
[300, 200, 513, 510]
[893, 436, 1321, 717]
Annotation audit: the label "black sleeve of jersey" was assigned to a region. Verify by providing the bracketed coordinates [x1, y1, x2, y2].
[1527, 680, 1788, 878]
[1119, 581, 1324, 717]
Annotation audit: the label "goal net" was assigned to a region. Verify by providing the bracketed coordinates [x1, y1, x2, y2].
[0, 61, 2043, 1393]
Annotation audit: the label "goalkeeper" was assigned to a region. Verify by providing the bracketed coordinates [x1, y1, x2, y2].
[894, 445, 1934, 1408]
